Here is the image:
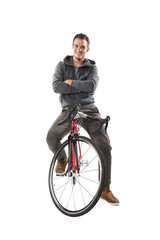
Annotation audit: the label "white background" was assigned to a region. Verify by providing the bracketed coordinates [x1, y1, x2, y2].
[0, 0, 160, 239]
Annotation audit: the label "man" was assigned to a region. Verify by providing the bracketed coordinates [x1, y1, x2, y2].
[46, 33, 119, 205]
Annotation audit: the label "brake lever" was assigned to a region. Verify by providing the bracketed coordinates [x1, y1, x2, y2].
[90, 116, 110, 135]
[57, 105, 81, 126]
[104, 116, 110, 133]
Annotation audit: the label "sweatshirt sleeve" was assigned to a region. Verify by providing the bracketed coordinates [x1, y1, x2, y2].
[52, 62, 78, 94]
[71, 66, 99, 93]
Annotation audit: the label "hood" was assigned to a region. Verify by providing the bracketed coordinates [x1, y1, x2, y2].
[63, 55, 96, 67]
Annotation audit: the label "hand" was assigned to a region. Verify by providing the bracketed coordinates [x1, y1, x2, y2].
[64, 79, 72, 85]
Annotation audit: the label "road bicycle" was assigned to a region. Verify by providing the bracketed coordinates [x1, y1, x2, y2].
[48, 104, 110, 217]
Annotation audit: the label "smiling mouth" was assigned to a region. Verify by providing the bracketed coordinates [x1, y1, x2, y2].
[75, 53, 82, 57]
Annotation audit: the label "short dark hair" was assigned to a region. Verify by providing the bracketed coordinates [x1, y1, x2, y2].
[73, 33, 90, 48]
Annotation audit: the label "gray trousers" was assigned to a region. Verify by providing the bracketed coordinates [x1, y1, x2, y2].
[46, 107, 112, 186]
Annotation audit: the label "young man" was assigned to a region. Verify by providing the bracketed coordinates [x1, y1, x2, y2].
[47, 33, 119, 205]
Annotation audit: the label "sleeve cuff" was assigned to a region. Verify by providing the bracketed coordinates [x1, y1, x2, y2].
[71, 80, 79, 90]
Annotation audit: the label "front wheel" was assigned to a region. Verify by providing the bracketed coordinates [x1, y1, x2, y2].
[48, 136, 105, 217]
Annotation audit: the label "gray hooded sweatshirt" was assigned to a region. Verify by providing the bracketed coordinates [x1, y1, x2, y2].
[52, 55, 99, 109]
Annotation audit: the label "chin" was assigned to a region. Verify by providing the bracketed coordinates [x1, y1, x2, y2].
[74, 56, 82, 61]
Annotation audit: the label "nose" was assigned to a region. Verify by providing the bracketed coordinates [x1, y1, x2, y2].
[77, 46, 81, 52]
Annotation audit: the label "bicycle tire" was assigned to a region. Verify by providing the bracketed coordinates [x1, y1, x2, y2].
[48, 136, 105, 217]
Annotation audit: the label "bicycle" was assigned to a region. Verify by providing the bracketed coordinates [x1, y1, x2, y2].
[48, 104, 110, 217]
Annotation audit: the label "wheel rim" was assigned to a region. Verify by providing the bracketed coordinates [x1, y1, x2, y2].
[49, 139, 103, 214]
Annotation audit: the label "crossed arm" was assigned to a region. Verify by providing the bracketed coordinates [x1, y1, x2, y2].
[64, 79, 72, 85]
[52, 62, 99, 94]
[64, 79, 80, 92]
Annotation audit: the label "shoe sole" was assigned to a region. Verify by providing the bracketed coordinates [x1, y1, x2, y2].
[108, 202, 120, 206]
[56, 172, 65, 176]
[101, 197, 120, 206]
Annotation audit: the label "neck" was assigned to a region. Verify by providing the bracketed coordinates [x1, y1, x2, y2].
[73, 56, 85, 67]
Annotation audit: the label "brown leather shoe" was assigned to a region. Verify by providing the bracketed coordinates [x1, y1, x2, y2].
[101, 190, 120, 206]
[55, 159, 68, 174]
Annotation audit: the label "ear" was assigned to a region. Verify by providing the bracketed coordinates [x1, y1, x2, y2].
[87, 48, 90, 52]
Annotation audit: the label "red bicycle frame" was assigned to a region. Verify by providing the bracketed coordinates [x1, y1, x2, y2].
[70, 120, 82, 171]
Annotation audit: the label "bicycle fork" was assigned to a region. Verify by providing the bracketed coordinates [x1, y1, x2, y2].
[67, 133, 82, 174]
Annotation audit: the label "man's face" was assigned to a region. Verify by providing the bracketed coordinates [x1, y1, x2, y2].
[72, 38, 89, 61]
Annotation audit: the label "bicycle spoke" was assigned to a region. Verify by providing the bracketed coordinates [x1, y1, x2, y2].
[72, 184, 76, 211]
[66, 179, 75, 209]
[80, 169, 98, 174]
[81, 145, 91, 159]
[79, 175, 99, 185]
[78, 177, 86, 207]
[53, 176, 65, 181]
[58, 178, 69, 202]
[54, 178, 72, 192]
[76, 178, 93, 197]
[80, 155, 97, 173]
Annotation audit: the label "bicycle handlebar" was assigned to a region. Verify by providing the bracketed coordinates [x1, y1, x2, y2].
[88, 115, 110, 135]
[57, 104, 110, 135]
[57, 105, 81, 126]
